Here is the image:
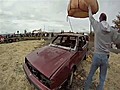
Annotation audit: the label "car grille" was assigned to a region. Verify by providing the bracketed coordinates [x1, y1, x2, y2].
[25, 58, 51, 88]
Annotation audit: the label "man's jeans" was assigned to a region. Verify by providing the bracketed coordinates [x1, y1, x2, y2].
[84, 53, 109, 90]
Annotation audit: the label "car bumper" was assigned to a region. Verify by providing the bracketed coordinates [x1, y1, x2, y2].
[23, 63, 51, 90]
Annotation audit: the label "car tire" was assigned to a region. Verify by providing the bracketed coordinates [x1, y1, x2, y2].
[9, 39, 13, 43]
[66, 69, 74, 89]
[83, 55, 86, 60]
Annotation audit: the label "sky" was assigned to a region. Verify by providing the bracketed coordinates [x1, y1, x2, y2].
[0, 0, 120, 34]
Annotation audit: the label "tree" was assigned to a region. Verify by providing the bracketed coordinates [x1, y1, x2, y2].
[112, 12, 120, 32]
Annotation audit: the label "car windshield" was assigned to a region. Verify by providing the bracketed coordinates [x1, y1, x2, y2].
[51, 35, 77, 49]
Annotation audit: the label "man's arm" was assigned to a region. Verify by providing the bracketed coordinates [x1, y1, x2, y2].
[88, 6, 98, 24]
[114, 33, 120, 45]
[88, 6, 94, 23]
[109, 48, 120, 54]
[88, 6, 98, 32]
[112, 30, 120, 44]
[110, 30, 120, 54]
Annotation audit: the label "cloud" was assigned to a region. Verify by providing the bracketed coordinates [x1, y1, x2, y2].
[0, 0, 120, 34]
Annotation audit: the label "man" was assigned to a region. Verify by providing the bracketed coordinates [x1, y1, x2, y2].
[84, 6, 120, 90]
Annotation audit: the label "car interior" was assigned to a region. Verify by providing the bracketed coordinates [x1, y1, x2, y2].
[52, 35, 87, 50]
[52, 36, 76, 49]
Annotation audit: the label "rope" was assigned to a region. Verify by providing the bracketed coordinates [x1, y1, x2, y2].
[67, 16, 74, 32]
[90, 21, 92, 33]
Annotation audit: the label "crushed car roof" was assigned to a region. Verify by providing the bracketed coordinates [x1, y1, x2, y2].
[58, 33, 84, 37]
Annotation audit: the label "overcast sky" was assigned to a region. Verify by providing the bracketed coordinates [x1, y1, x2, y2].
[0, 0, 120, 34]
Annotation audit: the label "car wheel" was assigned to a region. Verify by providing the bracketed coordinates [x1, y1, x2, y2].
[83, 55, 86, 60]
[69, 70, 74, 86]
[66, 69, 74, 89]
[9, 39, 13, 43]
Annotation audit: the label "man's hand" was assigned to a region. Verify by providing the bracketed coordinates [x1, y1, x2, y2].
[88, 5, 92, 18]
[88, 5, 91, 11]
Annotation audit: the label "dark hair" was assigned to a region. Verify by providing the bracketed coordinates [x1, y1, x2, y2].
[99, 13, 107, 22]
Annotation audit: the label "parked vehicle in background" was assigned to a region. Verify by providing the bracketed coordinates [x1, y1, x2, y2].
[0, 35, 5, 43]
[4, 34, 20, 43]
[23, 33, 89, 90]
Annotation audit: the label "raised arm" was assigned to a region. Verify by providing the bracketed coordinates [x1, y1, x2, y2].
[88, 5, 98, 32]
[88, 6, 96, 24]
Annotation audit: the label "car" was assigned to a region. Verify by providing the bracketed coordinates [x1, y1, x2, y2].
[0, 35, 5, 43]
[4, 34, 20, 43]
[23, 33, 89, 90]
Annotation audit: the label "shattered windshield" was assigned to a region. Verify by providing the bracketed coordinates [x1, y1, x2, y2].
[52, 35, 77, 49]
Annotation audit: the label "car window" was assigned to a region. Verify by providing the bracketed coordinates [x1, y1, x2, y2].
[52, 36, 62, 44]
[52, 35, 77, 49]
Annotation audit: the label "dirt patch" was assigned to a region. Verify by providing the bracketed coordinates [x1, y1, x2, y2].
[0, 40, 120, 90]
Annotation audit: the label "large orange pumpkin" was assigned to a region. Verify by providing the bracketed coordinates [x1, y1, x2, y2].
[67, 0, 99, 18]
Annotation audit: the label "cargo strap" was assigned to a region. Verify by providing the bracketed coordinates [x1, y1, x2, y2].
[67, 16, 73, 32]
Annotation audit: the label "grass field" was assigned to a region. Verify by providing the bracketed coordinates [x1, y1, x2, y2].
[0, 40, 120, 90]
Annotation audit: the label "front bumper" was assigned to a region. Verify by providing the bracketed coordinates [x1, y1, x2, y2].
[23, 63, 51, 90]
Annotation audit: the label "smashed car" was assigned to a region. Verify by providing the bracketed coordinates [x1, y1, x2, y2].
[23, 33, 89, 90]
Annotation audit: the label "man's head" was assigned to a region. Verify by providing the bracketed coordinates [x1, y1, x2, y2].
[99, 13, 107, 22]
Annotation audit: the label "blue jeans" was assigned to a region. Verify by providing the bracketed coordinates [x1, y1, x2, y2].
[84, 53, 109, 90]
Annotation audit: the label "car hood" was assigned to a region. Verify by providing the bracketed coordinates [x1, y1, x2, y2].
[26, 46, 75, 78]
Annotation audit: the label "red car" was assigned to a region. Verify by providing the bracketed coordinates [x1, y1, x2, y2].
[23, 33, 88, 90]
[0, 35, 5, 43]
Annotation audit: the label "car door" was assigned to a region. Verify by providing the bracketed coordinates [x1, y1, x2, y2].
[75, 36, 88, 63]
[80, 36, 88, 60]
